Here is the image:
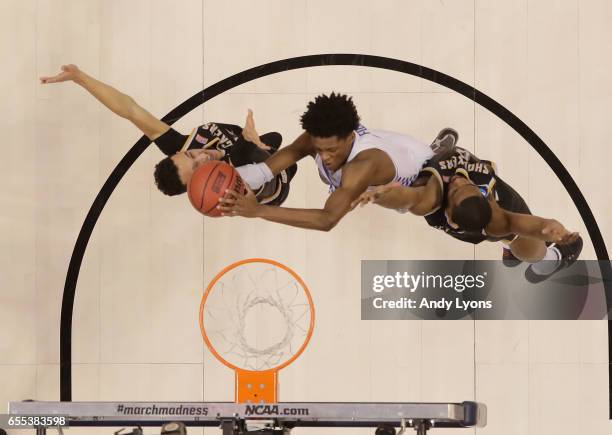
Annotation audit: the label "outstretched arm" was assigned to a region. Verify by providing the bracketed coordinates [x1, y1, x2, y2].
[487, 202, 579, 244]
[40, 64, 169, 140]
[350, 174, 441, 216]
[219, 157, 374, 231]
[232, 130, 312, 191]
[233, 131, 312, 190]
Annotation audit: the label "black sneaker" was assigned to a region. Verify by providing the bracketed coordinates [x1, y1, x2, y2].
[524, 236, 584, 283]
[502, 247, 523, 267]
[430, 128, 458, 154]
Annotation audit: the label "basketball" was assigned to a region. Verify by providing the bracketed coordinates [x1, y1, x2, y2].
[188, 161, 246, 217]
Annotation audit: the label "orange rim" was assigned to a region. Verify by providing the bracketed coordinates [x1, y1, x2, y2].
[199, 258, 315, 373]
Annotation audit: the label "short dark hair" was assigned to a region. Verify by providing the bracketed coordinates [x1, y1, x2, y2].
[300, 92, 360, 138]
[452, 196, 492, 231]
[154, 157, 186, 196]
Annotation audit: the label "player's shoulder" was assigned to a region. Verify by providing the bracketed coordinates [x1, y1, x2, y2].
[295, 131, 315, 152]
[351, 147, 384, 162]
[348, 148, 389, 176]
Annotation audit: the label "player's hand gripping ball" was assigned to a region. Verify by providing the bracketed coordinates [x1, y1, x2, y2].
[188, 161, 246, 217]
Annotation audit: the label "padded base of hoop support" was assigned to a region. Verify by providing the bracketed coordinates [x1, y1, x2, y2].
[236, 370, 278, 403]
[8, 401, 486, 434]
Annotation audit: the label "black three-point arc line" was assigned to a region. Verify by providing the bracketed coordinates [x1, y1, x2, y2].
[59, 54, 612, 415]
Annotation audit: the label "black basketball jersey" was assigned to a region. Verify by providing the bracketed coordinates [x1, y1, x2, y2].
[186, 123, 293, 205]
[183, 122, 241, 151]
[153, 123, 295, 206]
[421, 147, 499, 244]
[155, 122, 241, 156]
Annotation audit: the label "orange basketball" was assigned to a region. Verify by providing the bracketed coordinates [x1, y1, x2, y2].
[188, 161, 245, 217]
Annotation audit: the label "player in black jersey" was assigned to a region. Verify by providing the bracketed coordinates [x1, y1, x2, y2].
[152, 115, 297, 206]
[352, 146, 583, 282]
[39, 64, 296, 206]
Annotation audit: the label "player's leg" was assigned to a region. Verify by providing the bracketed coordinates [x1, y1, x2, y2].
[495, 175, 583, 280]
[507, 237, 546, 262]
[495, 176, 531, 266]
[506, 233, 583, 283]
[523, 236, 583, 283]
[495, 175, 583, 281]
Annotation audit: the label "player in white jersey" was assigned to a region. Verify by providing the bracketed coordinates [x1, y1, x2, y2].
[219, 93, 437, 231]
[314, 125, 433, 193]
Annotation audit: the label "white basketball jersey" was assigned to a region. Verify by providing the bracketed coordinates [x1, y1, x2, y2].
[315, 125, 434, 193]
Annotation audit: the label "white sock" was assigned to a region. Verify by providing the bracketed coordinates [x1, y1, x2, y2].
[530, 246, 561, 275]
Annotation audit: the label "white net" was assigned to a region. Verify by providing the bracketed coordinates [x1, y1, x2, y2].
[202, 261, 313, 371]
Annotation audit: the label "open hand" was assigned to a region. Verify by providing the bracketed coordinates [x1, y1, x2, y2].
[40, 64, 81, 84]
[350, 182, 402, 210]
[218, 186, 260, 218]
[242, 109, 271, 151]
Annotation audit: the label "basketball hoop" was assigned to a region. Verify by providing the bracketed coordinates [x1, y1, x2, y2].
[199, 258, 315, 403]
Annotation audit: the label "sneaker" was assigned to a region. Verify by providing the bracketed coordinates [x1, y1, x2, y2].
[430, 127, 458, 154]
[502, 247, 522, 267]
[524, 236, 583, 283]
